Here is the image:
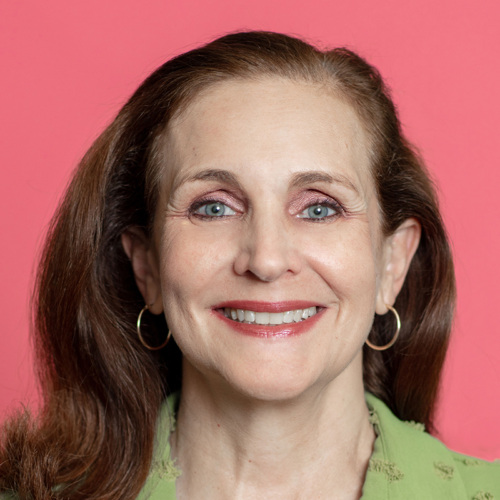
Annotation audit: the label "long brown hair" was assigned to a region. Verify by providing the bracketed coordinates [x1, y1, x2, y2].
[0, 31, 455, 499]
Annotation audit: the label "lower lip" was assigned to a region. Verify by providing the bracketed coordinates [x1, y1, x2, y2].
[213, 308, 325, 338]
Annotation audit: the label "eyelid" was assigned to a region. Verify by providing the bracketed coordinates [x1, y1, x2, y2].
[187, 189, 345, 221]
[188, 191, 244, 219]
[290, 190, 344, 215]
[289, 189, 341, 208]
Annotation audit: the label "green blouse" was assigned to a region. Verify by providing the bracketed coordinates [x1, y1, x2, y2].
[139, 393, 500, 499]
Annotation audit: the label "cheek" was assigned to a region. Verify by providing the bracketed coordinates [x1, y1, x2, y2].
[158, 221, 235, 304]
[304, 220, 380, 298]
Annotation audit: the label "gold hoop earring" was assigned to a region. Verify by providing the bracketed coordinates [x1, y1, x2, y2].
[366, 304, 401, 351]
[136, 304, 171, 351]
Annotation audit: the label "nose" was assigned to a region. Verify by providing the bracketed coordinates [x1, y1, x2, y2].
[233, 212, 302, 282]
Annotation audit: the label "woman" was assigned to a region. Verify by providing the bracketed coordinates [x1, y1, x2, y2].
[0, 31, 498, 499]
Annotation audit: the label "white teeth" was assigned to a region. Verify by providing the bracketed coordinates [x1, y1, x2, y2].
[283, 310, 294, 323]
[269, 313, 282, 325]
[255, 312, 270, 325]
[223, 307, 318, 325]
[244, 310, 255, 322]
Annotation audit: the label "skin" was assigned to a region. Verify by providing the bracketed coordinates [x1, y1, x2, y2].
[122, 78, 420, 499]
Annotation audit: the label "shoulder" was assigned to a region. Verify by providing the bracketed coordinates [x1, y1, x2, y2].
[450, 450, 500, 498]
[363, 393, 500, 499]
[137, 393, 180, 500]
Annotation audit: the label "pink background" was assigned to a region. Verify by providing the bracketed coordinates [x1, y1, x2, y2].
[1, 0, 499, 459]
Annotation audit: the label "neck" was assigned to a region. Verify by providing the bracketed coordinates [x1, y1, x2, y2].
[171, 356, 375, 500]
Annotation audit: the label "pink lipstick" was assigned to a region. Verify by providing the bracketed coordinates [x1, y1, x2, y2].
[212, 301, 325, 338]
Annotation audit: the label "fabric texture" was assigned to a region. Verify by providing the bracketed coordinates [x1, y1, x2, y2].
[1, 393, 497, 498]
[139, 392, 500, 499]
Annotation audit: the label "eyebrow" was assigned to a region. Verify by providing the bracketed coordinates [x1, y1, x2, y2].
[177, 169, 243, 189]
[176, 168, 359, 194]
[290, 171, 359, 194]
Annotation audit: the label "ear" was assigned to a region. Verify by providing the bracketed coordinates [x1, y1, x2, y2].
[376, 218, 421, 314]
[121, 227, 163, 314]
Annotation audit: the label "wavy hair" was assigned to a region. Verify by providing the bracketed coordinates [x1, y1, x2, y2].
[0, 31, 455, 499]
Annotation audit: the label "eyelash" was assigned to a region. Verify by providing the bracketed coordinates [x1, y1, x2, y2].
[189, 198, 239, 219]
[297, 199, 343, 222]
[188, 196, 344, 221]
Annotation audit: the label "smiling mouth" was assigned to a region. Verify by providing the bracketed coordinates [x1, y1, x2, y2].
[221, 306, 318, 326]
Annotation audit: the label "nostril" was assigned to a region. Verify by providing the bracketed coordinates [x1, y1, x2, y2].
[233, 223, 302, 281]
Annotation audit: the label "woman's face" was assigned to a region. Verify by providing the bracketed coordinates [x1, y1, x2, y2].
[148, 78, 407, 400]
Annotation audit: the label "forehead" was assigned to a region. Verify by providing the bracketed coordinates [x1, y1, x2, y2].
[163, 78, 372, 194]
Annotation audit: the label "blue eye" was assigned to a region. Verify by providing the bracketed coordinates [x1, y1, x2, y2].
[299, 204, 338, 219]
[194, 202, 236, 217]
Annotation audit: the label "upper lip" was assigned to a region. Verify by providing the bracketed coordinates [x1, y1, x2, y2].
[213, 300, 323, 313]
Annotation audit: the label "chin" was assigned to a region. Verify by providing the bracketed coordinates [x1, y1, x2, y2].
[220, 367, 321, 403]
[183, 345, 348, 405]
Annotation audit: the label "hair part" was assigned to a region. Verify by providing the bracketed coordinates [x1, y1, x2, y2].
[0, 31, 455, 498]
